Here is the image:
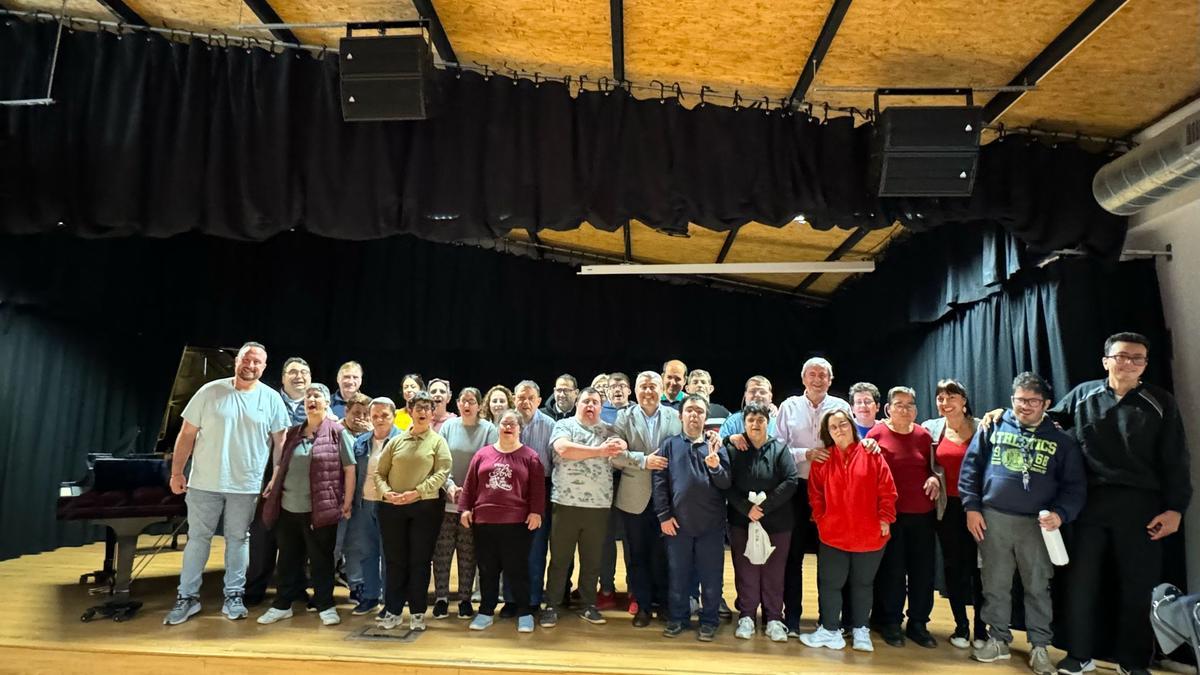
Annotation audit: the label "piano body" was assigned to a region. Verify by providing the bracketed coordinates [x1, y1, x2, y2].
[57, 346, 235, 621]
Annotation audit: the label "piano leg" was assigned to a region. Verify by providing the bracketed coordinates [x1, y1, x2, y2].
[79, 528, 117, 587]
[80, 517, 168, 622]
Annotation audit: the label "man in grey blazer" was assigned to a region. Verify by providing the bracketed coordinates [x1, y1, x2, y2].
[612, 371, 678, 627]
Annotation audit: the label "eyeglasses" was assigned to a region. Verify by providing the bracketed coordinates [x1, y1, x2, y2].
[609, 383, 630, 390]
[553, 387, 576, 394]
[1105, 353, 1147, 366]
[1011, 396, 1046, 407]
[889, 403, 916, 411]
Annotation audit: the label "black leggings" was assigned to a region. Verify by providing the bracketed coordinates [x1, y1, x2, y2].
[474, 522, 534, 616]
[935, 497, 985, 632]
[377, 499, 443, 615]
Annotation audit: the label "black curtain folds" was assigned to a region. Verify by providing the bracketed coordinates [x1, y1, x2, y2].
[1, 18, 1125, 255]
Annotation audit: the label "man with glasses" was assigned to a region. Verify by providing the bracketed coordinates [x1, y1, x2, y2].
[279, 358, 312, 425]
[960, 372, 1086, 675]
[543, 374, 578, 421]
[719, 375, 777, 439]
[1049, 333, 1191, 675]
[601, 372, 633, 424]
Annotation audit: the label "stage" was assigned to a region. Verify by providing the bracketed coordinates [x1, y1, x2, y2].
[0, 536, 1116, 675]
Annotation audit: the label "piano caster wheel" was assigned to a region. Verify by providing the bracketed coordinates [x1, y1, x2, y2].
[113, 612, 129, 622]
[81, 608, 97, 622]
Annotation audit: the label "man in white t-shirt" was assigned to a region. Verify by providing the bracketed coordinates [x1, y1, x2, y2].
[164, 341, 290, 625]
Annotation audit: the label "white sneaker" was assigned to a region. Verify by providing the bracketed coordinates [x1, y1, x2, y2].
[318, 608, 341, 626]
[256, 607, 293, 625]
[735, 616, 755, 639]
[852, 626, 874, 652]
[410, 613, 427, 631]
[766, 620, 789, 643]
[799, 625, 846, 650]
[376, 611, 403, 630]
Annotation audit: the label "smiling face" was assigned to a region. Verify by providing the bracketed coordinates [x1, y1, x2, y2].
[743, 380, 772, 406]
[662, 361, 687, 399]
[429, 381, 451, 412]
[851, 392, 878, 428]
[553, 377, 578, 411]
[886, 392, 917, 428]
[802, 364, 831, 398]
[235, 346, 268, 385]
[488, 391, 510, 419]
[936, 391, 966, 419]
[337, 366, 362, 398]
[1011, 387, 1048, 427]
[401, 377, 421, 402]
[304, 388, 328, 418]
[497, 412, 522, 443]
[635, 376, 662, 410]
[281, 361, 311, 399]
[744, 412, 768, 442]
[1103, 340, 1148, 388]
[608, 378, 630, 407]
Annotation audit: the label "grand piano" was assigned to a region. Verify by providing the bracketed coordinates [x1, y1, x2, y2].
[57, 346, 235, 622]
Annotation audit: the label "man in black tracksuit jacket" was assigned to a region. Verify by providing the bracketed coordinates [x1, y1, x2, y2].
[1051, 333, 1192, 675]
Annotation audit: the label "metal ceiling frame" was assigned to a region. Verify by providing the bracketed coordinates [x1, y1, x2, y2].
[240, 0, 299, 44]
[793, 227, 871, 293]
[96, 0, 147, 26]
[789, 0, 854, 108]
[411, 0, 457, 64]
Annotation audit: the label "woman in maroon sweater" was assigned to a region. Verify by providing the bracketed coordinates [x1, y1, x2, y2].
[458, 409, 545, 632]
[866, 386, 940, 648]
[803, 410, 897, 653]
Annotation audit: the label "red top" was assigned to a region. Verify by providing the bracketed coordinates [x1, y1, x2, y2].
[457, 444, 546, 525]
[808, 442, 897, 553]
[867, 424, 935, 514]
[935, 435, 970, 498]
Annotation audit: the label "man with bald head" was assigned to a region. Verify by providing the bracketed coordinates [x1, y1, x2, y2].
[165, 341, 291, 626]
[661, 359, 688, 409]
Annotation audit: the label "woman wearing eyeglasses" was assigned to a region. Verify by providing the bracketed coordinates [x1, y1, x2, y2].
[865, 386, 939, 649]
[922, 379, 986, 650]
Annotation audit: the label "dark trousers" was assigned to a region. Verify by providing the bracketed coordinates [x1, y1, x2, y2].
[622, 504, 669, 611]
[545, 504, 609, 608]
[475, 522, 534, 617]
[377, 499, 443, 615]
[1065, 487, 1164, 669]
[730, 526, 791, 623]
[872, 510, 936, 627]
[666, 526, 725, 627]
[271, 509, 337, 611]
[783, 480, 813, 631]
[818, 543, 885, 630]
[935, 496, 985, 632]
[245, 512, 278, 602]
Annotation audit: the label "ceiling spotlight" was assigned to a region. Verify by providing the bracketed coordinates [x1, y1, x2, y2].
[794, 214, 807, 223]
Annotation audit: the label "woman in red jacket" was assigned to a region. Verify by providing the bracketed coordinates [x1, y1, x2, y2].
[801, 409, 897, 653]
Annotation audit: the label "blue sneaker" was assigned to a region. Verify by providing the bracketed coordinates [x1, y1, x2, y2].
[517, 614, 535, 633]
[469, 613, 495, 631]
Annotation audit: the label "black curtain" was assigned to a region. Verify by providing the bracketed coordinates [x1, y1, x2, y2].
[0, 230, 825, 560]
[1, 17, 1125, 256]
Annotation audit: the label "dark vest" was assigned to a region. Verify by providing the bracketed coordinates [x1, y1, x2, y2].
[263, 418, 345, 529]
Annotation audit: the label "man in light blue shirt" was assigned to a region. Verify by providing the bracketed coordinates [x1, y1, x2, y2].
[165, 341, 290, 626]
[719, 375, 778, 438]
[514, 380, 557, 608]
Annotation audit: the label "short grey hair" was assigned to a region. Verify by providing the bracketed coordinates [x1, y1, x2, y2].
[636, 370, 662, 385]
[687, 368, 712, 381]
[514, 379, 541, 396]
[305, 383, 332, 402]
[745, 375, 772, 391]
[802, 357, 833, 376]
[887, 386, 917, 403]
[369, 396, 397, 414]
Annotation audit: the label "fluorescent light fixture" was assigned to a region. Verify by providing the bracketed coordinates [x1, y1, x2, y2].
[578, 261, 875, 276]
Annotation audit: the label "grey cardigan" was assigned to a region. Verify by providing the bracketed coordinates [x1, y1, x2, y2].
[920, 416, 981, 519]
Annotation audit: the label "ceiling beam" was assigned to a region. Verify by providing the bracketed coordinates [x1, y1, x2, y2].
[715, 226, 740, 263]
[240, 0, 299, 44]
[982, 0, 1129, 123]
[412, 0, 457, 65]
[789, 0, 854, 107]
[793, 227, 871, 293]
[610, 0, 625, 82]
[623, 222, 633, 261]
[95, 0, 148, 26]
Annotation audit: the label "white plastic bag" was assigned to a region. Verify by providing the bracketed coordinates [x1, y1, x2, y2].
[743, 491, 776, 565]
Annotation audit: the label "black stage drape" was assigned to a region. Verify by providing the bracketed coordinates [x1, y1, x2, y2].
[0, 231, 823, 560]
[1, 17, 1125, 256]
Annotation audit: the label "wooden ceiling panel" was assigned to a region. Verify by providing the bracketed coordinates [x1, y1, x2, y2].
[123, 0, 261, 38]
[435, 0, 612, 81]
[530, 222, 626, 258]
[272, 0, 420, 48]
[623, 0, 833, 104]
[999, 0, 1200, 137]
[628, 221, 727, 263]
[811, 0, 1093, 114]
[5, 0, 115, 22]
[723, 221, 850, 264]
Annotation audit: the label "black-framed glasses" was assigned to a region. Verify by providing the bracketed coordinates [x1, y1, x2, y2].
[1105, 353, 1147, 366]
[1011, 396, 1046, 407]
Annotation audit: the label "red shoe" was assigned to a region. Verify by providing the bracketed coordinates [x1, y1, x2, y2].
[628, 596, 639, 615]
[596, 591, 617, 611]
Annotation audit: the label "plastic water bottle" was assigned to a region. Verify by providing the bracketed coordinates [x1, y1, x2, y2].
[1039, 510, 1070, 565]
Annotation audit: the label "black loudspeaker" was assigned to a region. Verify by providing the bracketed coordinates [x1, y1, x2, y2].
[869, 106, 982, 197]
[338, 35, 435, 121]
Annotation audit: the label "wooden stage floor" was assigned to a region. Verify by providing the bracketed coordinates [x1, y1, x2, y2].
[0, 536, 1137, 675]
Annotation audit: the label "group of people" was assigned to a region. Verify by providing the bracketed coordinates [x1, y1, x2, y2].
[160, 334, 1189, 675]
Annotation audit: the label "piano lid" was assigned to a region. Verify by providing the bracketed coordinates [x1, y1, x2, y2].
[155, 346, 236, 451]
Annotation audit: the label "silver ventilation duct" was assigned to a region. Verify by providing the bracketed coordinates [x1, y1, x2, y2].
[1093, 109, 1200, 215]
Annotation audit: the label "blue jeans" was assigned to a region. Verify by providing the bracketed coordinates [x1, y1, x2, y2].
[344, 500, 384, 599]
[178, 488, 259, 597]
[666, 526, 724, 627]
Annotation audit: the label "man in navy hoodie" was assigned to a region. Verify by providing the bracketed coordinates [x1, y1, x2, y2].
[959, 372, 1086, 675]
[653, 394, 731, 642]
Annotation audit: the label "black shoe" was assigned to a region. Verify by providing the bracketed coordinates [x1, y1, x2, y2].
[632, 610, 652, 628]
[579, 606, 606, 624]
[880, 624, 906, 647]
[243, 595, 265, 608]
[349, 584, 363, 604]
[457, 600, 475, 619]
[499, 603, 519, 619]
[432, 598, 449, 619]
[305, 599, 318, 613]
[905, 623, 937, 648]
[663, 622, 686, 638]
[540, 606, 559, 628]
[351, 597, 379, 616]
[698, 624, 717, 641]
[717, 598, 732, 621]
[1055, 656, 1095, 675]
